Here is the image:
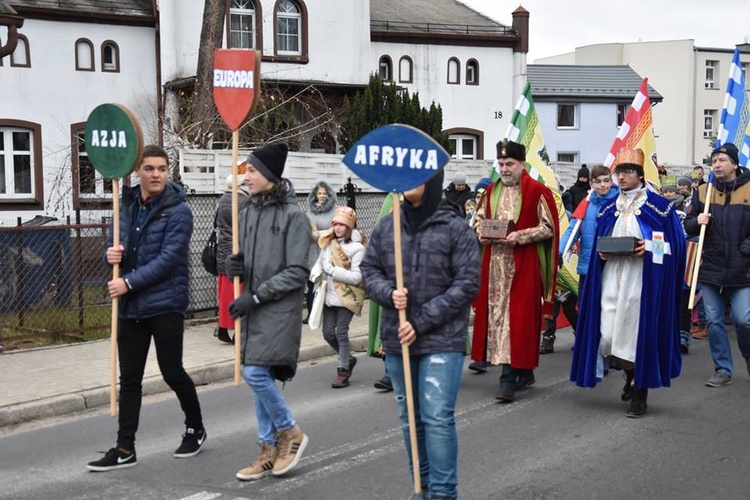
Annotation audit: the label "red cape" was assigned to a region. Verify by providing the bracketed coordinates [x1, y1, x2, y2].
[471, 170, 559, 369]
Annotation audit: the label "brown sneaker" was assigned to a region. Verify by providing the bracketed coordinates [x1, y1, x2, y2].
[691, 325, 708, 339]
[236, 443, 278, 481]
[272, 425, 309, 476]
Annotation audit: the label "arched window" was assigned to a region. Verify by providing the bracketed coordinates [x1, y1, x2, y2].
[466, 59, 479, 85]
[447, 57, 460, 84]
[10, 34, 30, 68]
[0, 119, 44, 209]
[399, 56, 413, 83]
[228, 0, 261, 49]
[275, 0, 308, 57]
[444, 127, 484, 160]
[101, 40, 120, 72]
[75, 38, 94, 71]
[379, 55, 392, 82]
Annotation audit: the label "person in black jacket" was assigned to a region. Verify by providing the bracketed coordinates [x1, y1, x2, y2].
[684, 143, 750, 388]
[567, 165, 590, 210]
[87, 145, 206, 472]
[443, 171, 474, 216]
[361, 170, 480, 499]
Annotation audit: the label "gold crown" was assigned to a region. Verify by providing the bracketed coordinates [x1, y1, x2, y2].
[332, 206, 357, 229]
[614, 148, 645, 168]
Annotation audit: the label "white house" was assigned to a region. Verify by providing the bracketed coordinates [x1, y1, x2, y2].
[1, 0, 529, 222]
[537, 40, 750, 167]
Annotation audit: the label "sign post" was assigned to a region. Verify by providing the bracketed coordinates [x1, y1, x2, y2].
[342, 124, 450, 497]
[84, 103, 143, 416]
[213, 49, 260, 385]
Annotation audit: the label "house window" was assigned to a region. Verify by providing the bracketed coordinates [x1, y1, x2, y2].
[101, 41, 120, 72]
[447, 57, 460, 84]
[71, 124, 112, 207]
[557, 103, 577, 128]
[276, 0, 302, 55]
[617, 103, 629, 126]
[399, 56, 413, 83]
[557, 152, 578, 163]
[75, 38, 94, 71]
[449, 134, 477, 160]
[229, 0, 256, 49]
[705, 60, 718, 89]
[703, 109, 716, 138]
[379, 55, 392, 81]
[10, 34, 30, 67]
[742, 62, 749, 83]
[0, 120, 43, 208]
[466, 59, 479, 85]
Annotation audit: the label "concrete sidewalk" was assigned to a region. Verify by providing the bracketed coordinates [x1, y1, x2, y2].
[0, 304, 372, 428]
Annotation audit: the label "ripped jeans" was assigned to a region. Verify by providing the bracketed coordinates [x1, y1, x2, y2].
[386, 352, 464, 499]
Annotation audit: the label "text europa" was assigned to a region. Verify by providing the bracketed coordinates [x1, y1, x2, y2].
[213, 69, 255, 89]
[353, 145, 439, 170]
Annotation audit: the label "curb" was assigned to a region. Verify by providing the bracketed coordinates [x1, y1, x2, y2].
[0, 335, 369, 428]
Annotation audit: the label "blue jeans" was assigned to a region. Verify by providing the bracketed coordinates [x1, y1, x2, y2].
[700, 284, 750, 377]
[242, 365, 296, 445]
[386, 352, 464, 499]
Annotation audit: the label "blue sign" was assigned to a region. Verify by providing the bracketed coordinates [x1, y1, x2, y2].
[342, 124, 450, 192]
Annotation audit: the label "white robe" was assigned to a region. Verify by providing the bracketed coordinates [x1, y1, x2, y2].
[600, 187, 646, 362]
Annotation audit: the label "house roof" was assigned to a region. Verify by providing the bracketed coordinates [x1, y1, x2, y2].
[527, 65, 663, 103]
[10, 0, 153, 18]
[370, 0, 512, 36]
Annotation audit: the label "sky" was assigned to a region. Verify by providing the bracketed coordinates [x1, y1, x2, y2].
[460, 0, 750, 62]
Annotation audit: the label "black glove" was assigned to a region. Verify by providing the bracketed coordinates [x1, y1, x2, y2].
[224, 253, 245, 278]
[228, 292, 257, 320]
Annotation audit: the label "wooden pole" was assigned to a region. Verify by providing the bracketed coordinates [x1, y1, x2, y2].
[110, 179, 120, 417]
[688, 181, 713, 309]
[231, 130, 242, 385]
[391, 192, 421, 494]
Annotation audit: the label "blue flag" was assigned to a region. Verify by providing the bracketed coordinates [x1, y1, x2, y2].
[716, 48, 750, 167]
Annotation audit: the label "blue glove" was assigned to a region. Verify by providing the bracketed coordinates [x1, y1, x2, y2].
[228, 292, 257, 320]
[224, 253, 245, 278]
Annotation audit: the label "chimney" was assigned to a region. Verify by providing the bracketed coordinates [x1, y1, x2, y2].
[512, 5, 529, 54]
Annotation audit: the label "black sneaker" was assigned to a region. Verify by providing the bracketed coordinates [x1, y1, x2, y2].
[348, 355, 358, 376]
[495, 384, 515, 403]
[87, 447, 137, 472]
[174, 427, 207, 458]
[515, 372, 535, 391]
[540, 335, 555, 354]
[374, 376, 393, 392]
[468, 361, 488, 374]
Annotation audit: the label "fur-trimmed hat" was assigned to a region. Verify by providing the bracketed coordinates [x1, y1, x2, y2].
[496, 140, 526, 162]
[247, 142, 288, 183]
[712, 142, 739, 166]
[332, 206, 356, 230]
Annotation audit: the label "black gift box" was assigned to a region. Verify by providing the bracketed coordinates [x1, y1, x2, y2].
[597, 236, 640, 256]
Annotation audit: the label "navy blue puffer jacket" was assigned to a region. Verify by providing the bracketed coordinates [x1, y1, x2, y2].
[108, 181, 193, 319]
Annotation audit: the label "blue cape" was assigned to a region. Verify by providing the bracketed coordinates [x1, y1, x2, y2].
[570, 190, 686, 389]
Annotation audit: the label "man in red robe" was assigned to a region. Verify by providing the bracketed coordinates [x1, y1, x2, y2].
[471, 140, 559, 403]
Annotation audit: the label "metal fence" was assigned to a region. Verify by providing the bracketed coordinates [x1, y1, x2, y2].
[0, 191, 388, 350]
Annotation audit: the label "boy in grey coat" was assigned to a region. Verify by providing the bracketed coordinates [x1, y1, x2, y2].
[224, 142, 312, 481]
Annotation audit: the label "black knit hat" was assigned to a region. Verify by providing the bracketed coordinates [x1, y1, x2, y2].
[712, 142, 739, 167]
[577, 165, 590, 179]
[247, 142, 288, 183]
[496, 140, 526, 162]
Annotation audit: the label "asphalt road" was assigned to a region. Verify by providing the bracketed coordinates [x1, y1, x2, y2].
[1, 333, 748, 500]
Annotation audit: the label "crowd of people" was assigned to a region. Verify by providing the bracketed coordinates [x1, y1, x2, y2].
[87, 139, 750, 500]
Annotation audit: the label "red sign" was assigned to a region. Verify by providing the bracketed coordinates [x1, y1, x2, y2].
[213, 49, 260, 131]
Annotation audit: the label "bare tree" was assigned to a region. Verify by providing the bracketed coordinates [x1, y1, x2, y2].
[192, 0, 227, 147]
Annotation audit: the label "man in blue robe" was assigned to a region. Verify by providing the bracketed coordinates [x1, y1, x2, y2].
[570, 148, 685, 418]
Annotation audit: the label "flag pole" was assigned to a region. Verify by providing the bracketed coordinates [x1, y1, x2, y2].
[688, 182, 713, 309]
[231, 130, 242, 385]
[391, 192, 421, 495]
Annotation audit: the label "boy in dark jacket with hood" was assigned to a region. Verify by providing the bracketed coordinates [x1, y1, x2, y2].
[87, 145, 206, 472]
[361, 170, 480, 500]
[224, 142, 312, 481]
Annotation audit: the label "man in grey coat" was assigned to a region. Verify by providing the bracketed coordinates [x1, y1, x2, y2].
[224, 142, 311, 481]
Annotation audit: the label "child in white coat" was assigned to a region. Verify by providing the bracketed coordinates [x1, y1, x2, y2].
[311, 206, 366, 388]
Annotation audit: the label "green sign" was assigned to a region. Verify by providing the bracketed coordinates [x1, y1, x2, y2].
[84, 104, 143, 179]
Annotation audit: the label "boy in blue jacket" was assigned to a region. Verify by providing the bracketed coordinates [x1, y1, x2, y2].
[361, 170, 480, 499]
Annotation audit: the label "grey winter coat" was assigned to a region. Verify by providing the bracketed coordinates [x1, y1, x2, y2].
[216, 188, 251, 275]
[238, 180, 311, 380]
[305, 181, 337, 267]
[361, 201, 480, 356]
